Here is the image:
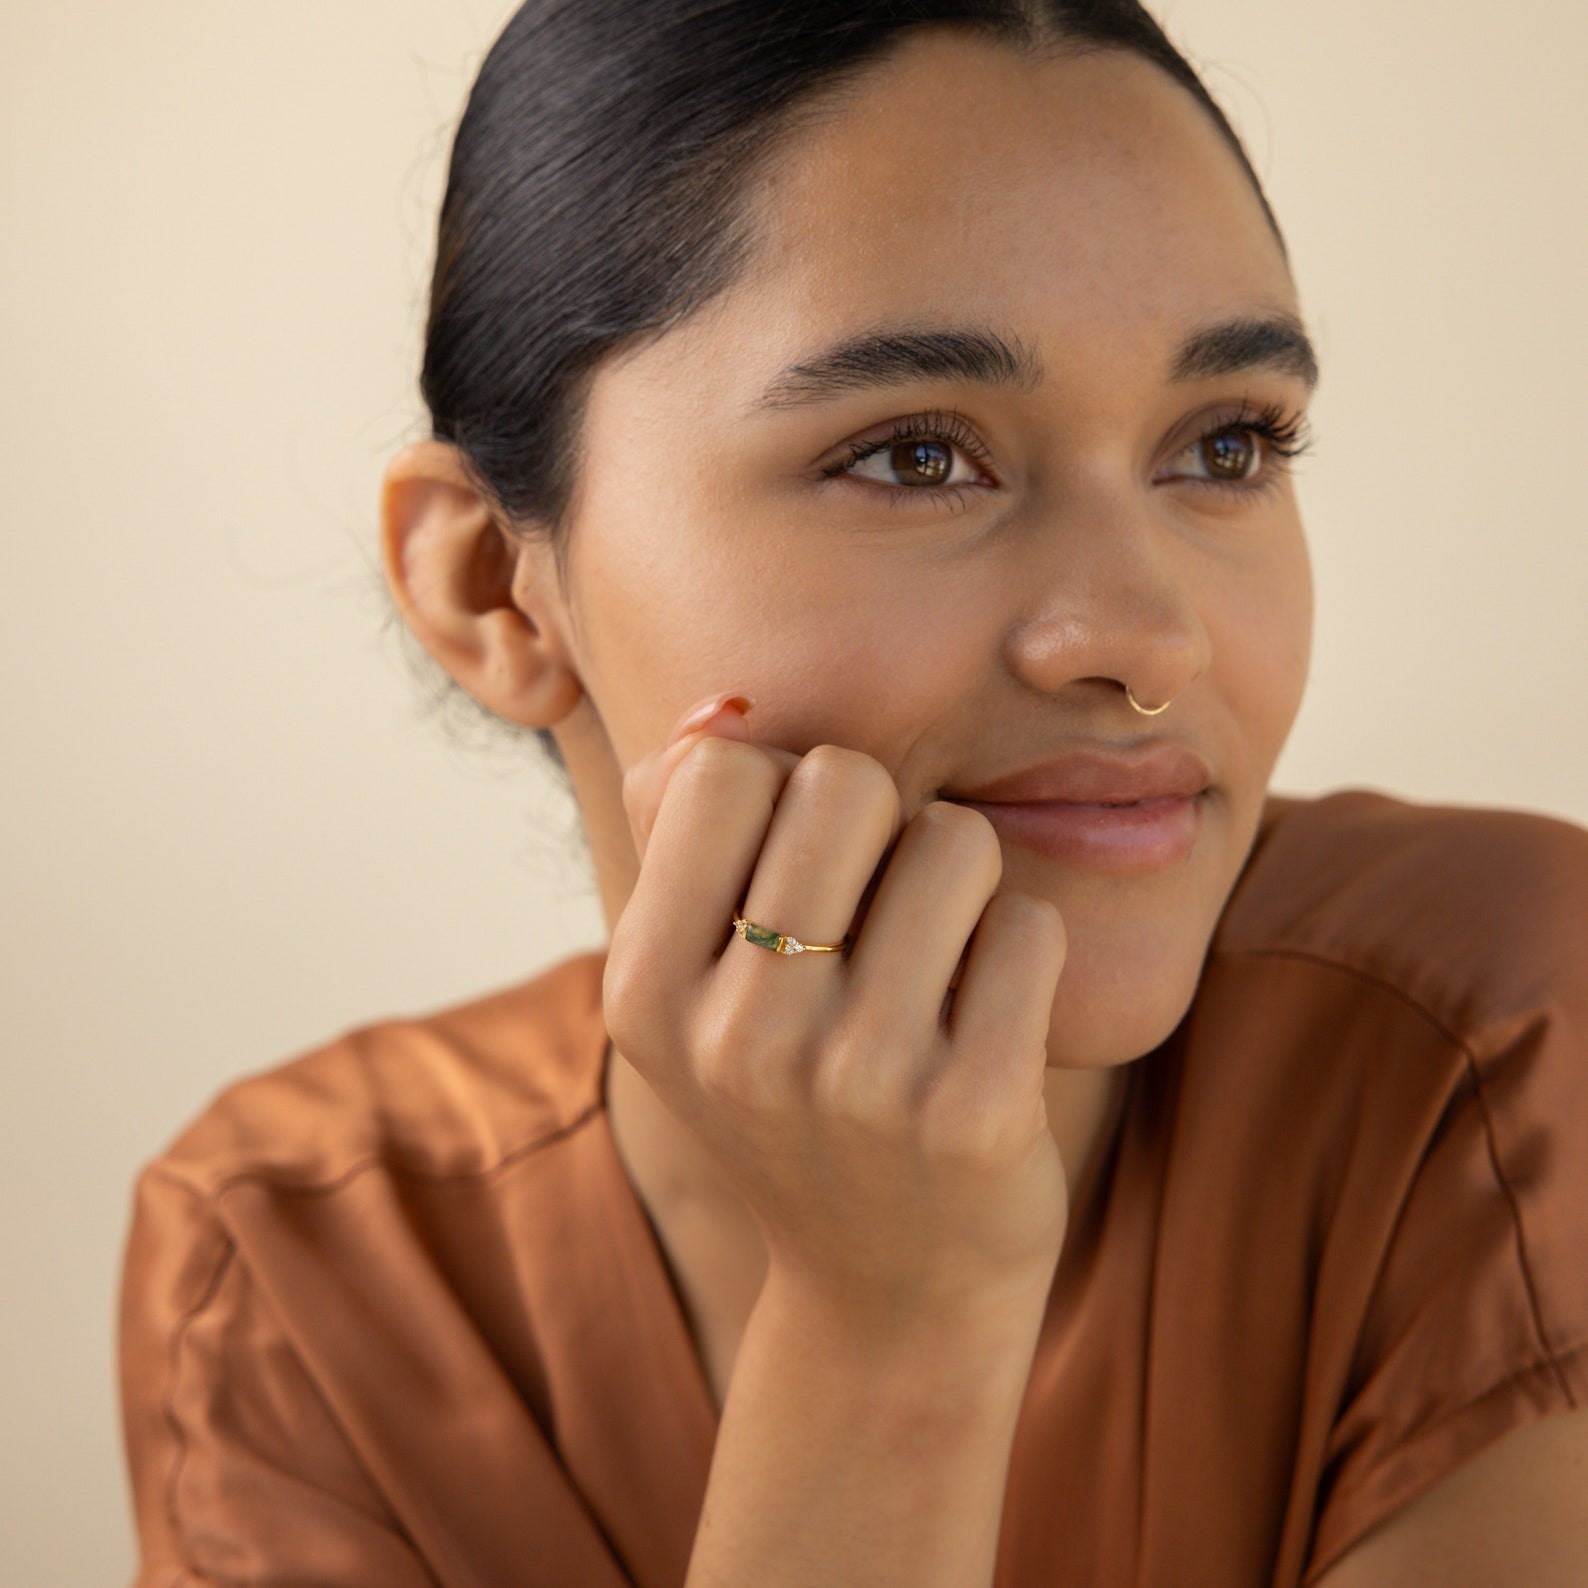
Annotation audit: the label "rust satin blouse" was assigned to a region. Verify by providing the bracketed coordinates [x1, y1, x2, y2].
[118, 788, 1588, 1586]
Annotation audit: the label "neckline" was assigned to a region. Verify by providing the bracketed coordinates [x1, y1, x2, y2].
[578, 951, 722, 1435]
[571, 942, 1147, 1419]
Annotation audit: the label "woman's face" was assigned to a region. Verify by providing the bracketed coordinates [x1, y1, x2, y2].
[545, 33, 1315, 1070]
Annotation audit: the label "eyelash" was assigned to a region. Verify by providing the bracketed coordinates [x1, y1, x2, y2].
[821, 399, 1316, 511]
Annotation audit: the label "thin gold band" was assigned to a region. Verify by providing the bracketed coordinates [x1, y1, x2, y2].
[731, 910, 850, 956]
[1126, 684, 1172, 716]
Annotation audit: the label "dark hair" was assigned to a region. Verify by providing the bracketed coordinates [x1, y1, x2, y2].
[410, 0, 1286, 789]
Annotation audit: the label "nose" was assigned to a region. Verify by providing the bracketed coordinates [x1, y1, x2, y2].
[1000, 490, 1211, 714]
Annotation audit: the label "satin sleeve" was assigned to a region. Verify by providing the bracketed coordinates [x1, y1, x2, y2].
[1301, 816, 1588, 1584]
[117, 1165, 438, 1588]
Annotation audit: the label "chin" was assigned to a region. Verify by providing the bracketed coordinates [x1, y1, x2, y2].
[1040, 930, 1204, 1069]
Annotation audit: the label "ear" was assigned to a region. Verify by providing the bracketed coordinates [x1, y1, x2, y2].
[379, 440, 583, 730]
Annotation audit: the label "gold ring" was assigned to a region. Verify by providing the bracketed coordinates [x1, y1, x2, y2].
[731, 911, 850, 956]
[1126, 684, 1171, 716]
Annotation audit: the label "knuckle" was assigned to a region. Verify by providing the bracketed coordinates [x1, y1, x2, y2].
[677, 732, 765, 787]
[692, 1042, 748, 1107]
[670, 736, 783, 825]
[695, 993, 758, 1071]
[788, 744, 900, 819]
[813, 1061, 897, 1139]
[619, 759, 641, 809]
[915, 1066, 1022, 1165]
[815, 1022, 908, 1134]
[993, 888, 1066, 949]
[916, 799, 1004, 869]
[602, 935, 667, 1053]
[692, 991, 796, 1106]
[926, 1103, 1014, 1167]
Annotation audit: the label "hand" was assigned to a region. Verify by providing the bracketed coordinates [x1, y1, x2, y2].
[607, 693, 1071, 1330]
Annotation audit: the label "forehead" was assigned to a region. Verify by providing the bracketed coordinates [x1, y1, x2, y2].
[591, 32, 1299, 429]
[746, 36, 1283, 336]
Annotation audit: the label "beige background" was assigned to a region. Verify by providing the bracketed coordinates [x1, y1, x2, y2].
[4, 2, 1585, 1580]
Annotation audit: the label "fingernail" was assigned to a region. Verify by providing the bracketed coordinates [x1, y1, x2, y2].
[669, 692, 756, 746]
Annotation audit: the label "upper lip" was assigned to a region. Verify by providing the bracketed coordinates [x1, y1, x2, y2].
[944, 742, 1213, 805]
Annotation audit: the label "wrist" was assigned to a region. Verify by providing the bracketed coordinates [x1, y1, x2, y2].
[748, 1262, 1051, 1416]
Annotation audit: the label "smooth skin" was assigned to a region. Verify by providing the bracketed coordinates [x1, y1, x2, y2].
[614, 714, 1072, 1316]
[384, 34, 1315, 1406]
[381, 30, 1588, 1588]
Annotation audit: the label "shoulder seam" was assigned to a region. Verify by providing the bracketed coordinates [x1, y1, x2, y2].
[1211, 944, 1576, 1395]
[1463, 1020, 1581, 1394]
[1206, 945, 1468, 1050]
[157, 1181, 237, 1587]
[192, 1094, 608, 1202]
[149, 1178, 439, 1578]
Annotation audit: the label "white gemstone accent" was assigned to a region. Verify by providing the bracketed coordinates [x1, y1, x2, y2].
[785, 938, 804, 953]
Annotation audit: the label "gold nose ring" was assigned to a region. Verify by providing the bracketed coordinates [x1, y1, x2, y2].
[1126, 685, 1172, 716]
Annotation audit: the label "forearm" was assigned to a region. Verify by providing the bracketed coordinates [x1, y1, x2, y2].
[684, 1272, 1047, 1588]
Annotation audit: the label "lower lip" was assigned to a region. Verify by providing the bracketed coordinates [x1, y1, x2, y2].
[955, 792, 1206, 873]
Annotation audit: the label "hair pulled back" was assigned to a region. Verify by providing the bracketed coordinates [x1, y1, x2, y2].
[417, 0, 1285, 779]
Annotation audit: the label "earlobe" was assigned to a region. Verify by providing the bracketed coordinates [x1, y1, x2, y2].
[379, 440, 582, 729]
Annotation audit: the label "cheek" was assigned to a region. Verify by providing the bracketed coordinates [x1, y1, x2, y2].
[1208, 527, 1313, 747]
[568, 358, 1000, 764]
[576, 502, 966, 755]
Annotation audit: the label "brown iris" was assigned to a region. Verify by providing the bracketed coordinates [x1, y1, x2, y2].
[890, 438, 953, 487]
[1204, 427, 1258, 481]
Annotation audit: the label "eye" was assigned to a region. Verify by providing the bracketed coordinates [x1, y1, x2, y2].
[822, 406, 993, 507]
[1162, 399, 1314, 500]
[1177, 426, 1262, 483]
[843, 436, 984, 491]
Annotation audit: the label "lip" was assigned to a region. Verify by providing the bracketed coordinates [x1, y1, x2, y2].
[952, 791, 1206, 873]
[944, 742, 1214, 805]
[940, 741, 1214, 874]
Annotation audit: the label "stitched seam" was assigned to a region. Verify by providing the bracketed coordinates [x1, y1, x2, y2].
[1210, 946, 1580, 1402]
[198, 1094, 606, 1202]
[160, 1215, 238, 1588]
[1207, 945, 1471, 1050]
[1304, 1339, 1588, 1588]
[1461, 1032, 1579, 1404]
[151, 1186, 442, 1586]
[1316, 1334, 1588, 1565]
[1416, 1332, 1588, 1446]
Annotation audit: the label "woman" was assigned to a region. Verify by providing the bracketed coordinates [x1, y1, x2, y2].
[117, 3, 1588, 1585]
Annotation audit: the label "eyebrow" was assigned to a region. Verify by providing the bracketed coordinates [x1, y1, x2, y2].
[748, 313, 1320, 412]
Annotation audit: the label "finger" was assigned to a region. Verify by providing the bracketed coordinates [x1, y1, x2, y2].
[841, 799, 1005, 1047]
[622, 693, 757, 861]
[618, 733, 802, 1021]
[936, 889, 1067, 1120]
[718, 743, 906, 1016]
